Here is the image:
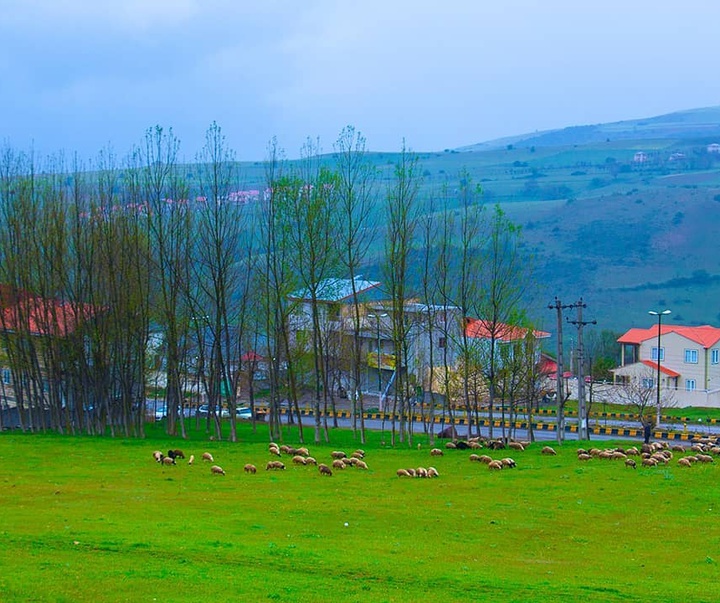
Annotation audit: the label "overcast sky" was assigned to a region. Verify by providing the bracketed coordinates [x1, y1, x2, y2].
[2, 0, 720, 161]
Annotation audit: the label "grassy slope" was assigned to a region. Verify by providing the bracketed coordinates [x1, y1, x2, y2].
[1, 425, 719, 602]
[228, 130, 720, 333]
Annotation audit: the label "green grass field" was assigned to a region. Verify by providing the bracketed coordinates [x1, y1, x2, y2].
[1, 424, 719, 602]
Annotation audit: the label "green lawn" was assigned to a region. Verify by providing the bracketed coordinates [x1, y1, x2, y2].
[1, 424, 718, 602]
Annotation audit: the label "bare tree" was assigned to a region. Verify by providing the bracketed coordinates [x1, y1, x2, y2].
[612, 369, 676, 443]
[472, 206, 527, 441]
[382, 142, 421, 446]
[333, 126, 377, 444]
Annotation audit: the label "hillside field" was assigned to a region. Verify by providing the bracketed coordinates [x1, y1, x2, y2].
[1, 424, 719, 602]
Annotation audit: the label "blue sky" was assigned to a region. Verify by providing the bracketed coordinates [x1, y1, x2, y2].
[2, 0, 719, 161]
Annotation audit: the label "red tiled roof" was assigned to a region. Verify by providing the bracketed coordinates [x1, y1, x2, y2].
[640, 360, 681, 378]
[618, 324, 720, 349]
[0, 289, 98, 337]
[465, 318, 550, 342]
[241, 351, 264, 362]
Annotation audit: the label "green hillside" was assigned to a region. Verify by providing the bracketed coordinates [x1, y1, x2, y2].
[192, 107, 720, 333]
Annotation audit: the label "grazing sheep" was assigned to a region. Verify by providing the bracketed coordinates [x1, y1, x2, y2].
[296, 447, 310, 457]
[279, 445, 291, 454]
[641, 457, 658, 467]
[427, 467, 439, 478]
[332, 459, 346, 469]
[430, 448, 444, 457]
[354, 449, 366, 457]
[244, 463, 257, 474]
[501, 457, 516, 468]
[211, 465, 225, 476]
[343, 457, 358, 466]
[469, 454, 482, 462]
[266, 461, 285, 470]
[626, 447, 640, 456]
[304, 456, 318, 465]
[331, 451, 347, 459]
[269, 447, 281, 457]
[697, 454, 714, 463]
[292, 455, 307, 465]
[541, 445, 557, 456]
[351, 451, 364, 460]
[396, 468, 411, 477]
[479, 454, 493, 464]
[168, 449, 185, 460]
[455, 441, 470, 450]
[162, 456, 176, 466]
[625, 458, 637, 469]
[508, 442, 525, 451]
[611, 451, 628, 460]
[445, 442, 457, 449]
[415, 466, 427, 477]
[576, 448, 588, 456]
[488, 440, 506, 451]
[318, 463, 333, 476]
[152, 450, 163, 462]
[405, 468, 417, 477]
[188, 454, 195, 465]
[202, 452, 214, 462]
[678, 457, 693, 467]
[671, 445, 685, 452]
[577, 453, 592, 461]
[487, 460, 503, 471]
[355, 460, 369, 470]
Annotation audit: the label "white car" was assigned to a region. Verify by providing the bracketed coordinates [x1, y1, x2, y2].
[236, 407, 252, 420]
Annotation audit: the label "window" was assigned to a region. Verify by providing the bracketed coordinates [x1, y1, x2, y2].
[684, 349, 698, 364]
[642, 378, 654, 389]
[686, 379, 697, 392]
[438, 337, 446, 349]
[651, 347, 665, 361]
[2, 368, 9, 385]
[712, 349, 719, 365]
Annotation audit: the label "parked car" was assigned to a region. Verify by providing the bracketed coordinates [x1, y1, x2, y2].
[197, 404, 230, 418]
[154, 405, 167, 421]
[236, 406, 252, 420]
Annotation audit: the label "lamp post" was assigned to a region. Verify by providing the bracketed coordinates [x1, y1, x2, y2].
[648, 309, 671, 427]
[367, 313, 388, 410]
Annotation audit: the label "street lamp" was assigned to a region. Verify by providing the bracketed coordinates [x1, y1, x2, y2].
[367, 313, 388, 410]
[648, 309, 671, 427]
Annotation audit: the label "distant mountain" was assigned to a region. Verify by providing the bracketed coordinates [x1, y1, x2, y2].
[459, 106, 720, 151]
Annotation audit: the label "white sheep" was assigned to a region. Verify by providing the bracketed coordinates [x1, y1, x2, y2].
[202, 452, 214, 462]
[188, 454, 195, 465]
[210, 465, 225, 476]
[427, 467, 439, 478]
[541, 445, 557, 456]
[244, 463, 257, 474]
[430, 448, 444, 456]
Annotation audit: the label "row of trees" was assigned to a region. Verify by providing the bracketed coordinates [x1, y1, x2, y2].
[0, 123, 540, 444]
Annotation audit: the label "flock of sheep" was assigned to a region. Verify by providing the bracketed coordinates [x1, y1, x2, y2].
[574, 439, 720, 469]
[150, 434, 720, 479]
[150, 443, 372, 478]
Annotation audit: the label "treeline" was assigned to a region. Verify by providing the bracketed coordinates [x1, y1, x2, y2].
[0, 124, 537, 445]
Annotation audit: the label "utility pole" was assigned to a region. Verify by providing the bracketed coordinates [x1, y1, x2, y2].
[567, 298, 596, 441]
[548, 297, 572, 443]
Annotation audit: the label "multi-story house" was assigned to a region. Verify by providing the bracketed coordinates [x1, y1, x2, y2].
[612, 324, 720, 407]
[287, 278, 464, 406]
